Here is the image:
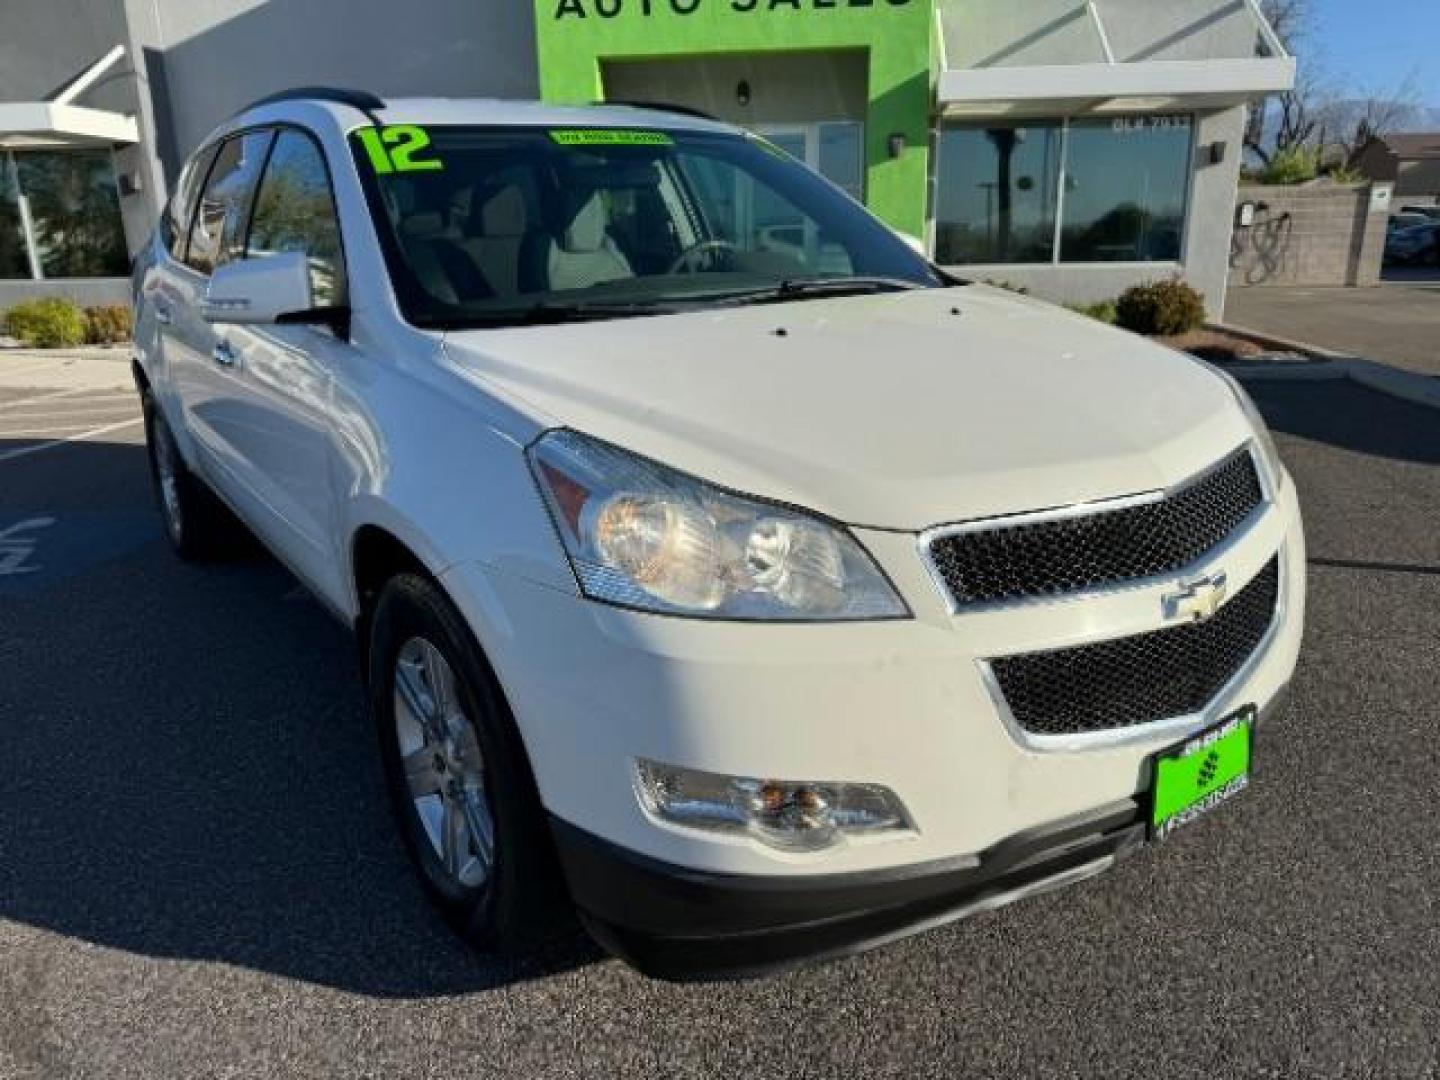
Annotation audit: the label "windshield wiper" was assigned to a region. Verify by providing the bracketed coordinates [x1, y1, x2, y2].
[702, 276, 928, 307]
[427, 300, 668, 330]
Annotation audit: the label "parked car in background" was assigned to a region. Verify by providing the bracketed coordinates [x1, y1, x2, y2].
[1389, 212, 1434, 232]
[1397, 204, 1440, 221]
[1386, 217, 1440, 265]
[131, 89, 1306, 979]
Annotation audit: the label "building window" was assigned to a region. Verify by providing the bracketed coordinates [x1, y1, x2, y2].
[933, 115, 1193, 266]
[1060, 117, 1192, 262]
[933, 122, 1061, 264]
[0, 149, 129, 280]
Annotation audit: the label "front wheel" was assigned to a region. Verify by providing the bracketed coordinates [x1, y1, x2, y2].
[142, 395, 228, 561]
[368, 573, 568, 953]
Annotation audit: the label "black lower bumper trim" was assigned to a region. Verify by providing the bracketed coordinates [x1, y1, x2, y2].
[551, 801, 1147, 981]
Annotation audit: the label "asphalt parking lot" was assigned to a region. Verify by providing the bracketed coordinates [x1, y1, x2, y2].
[1, 362, 1438, 1077]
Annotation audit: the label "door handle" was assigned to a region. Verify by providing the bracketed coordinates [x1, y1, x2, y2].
[154, 304, 173, 326]
[212, 340, 239, 368]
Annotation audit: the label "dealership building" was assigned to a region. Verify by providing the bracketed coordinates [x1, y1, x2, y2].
[1, 0, 1292, 316]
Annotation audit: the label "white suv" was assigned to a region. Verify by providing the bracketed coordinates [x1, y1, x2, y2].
[132, 89, 1305, 979]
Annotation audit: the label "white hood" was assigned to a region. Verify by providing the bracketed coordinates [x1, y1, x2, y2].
[444, 286, 1251, 531]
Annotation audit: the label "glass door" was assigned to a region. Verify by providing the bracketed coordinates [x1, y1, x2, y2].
[755, 122, 864, 273]
[757, 122, 864, 202]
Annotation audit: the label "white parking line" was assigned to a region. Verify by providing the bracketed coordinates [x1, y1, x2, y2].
[0, 358, 69, 382]
[0, 516, 55, 576]
[0, 417, 144, 466]
[0, 422, 135, 438]
[0, 387, 93, 412]
[0, 403, 140, 425]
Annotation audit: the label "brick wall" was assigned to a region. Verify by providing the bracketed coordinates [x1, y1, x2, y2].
[1230, 183, 1389, 288]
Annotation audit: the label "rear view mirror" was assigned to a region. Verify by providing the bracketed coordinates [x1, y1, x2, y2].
[202, 252, 313, 325]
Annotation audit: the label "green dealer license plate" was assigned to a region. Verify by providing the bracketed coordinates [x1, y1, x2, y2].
[1149, 708, 1254, 840]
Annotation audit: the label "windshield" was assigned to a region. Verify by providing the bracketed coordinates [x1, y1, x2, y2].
[349, 125, 943, 328]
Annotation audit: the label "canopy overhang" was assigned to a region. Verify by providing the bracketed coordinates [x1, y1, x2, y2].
[0, 102, 139, 150]
[936, 0, 1296, 118]
[0, 46, 138, 150]
[939, 55, 1296, 117]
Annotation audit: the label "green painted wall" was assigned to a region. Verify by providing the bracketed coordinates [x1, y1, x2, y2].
[533, 0, 935, 236]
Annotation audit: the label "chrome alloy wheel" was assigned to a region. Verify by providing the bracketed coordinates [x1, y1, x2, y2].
[393, 637, 496, 890]
[152, 421, 184, 542]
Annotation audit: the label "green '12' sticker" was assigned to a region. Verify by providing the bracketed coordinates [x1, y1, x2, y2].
[355, 125, 443, 174]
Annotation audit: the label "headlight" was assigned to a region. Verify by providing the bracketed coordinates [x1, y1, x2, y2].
[528, 429, 908, 621]
[1215, 369, 1284, 486]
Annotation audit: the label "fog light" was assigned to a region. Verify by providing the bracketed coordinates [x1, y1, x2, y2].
[635, 760, 911, 852]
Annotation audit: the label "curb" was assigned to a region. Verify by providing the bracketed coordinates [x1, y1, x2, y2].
[1207, 321, 1359, 362]
[1346, 359, 1440, 410]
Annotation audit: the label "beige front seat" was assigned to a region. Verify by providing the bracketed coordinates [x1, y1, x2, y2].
[399, 212, 493, 306]
[461, 186, 530, 298]
[540, 192, 633, 292]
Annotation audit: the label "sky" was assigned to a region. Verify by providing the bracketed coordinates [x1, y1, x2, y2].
[1310, 0, 1439, 114]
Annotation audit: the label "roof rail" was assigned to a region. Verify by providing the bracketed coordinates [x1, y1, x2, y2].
[600, 100, 719, 122]
[238, 86, 386, 120]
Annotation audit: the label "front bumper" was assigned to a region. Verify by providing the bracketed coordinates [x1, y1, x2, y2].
[552, 800, 1147, 980]
[439, 465, 1304, 970]
[552, 686, 1288, 980]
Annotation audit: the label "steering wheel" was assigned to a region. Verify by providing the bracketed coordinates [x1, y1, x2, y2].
[668, 239, 741, 275]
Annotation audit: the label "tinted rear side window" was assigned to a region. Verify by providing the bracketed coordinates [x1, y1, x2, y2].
[186, 129, 274, 275]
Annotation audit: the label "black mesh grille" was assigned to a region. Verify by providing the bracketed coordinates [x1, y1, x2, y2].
[928, 447, 1263, 607]
[991, 558, 1280, 736]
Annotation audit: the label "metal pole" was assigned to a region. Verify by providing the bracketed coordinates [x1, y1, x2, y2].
[1053, 120, 1070, 264]
[5, 151, 44, 280]
[1242, 0, 1289, 58]
[52, 44, 128, 106]
[1086, 1, 1117, 64]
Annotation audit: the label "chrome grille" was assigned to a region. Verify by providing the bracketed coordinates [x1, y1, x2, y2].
[989, 557, 1280, 737]
[927, 447, 1264, 608]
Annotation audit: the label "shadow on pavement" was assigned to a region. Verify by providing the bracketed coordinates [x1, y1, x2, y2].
[1380, 267, 1440, 287]
[1246, 378, 1440, 467]
[0, 438, 601, 998]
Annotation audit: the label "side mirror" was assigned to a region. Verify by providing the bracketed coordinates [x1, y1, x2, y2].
[202, 251, 313, 325]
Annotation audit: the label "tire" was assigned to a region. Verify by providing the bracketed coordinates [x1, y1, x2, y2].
[142, 393, 229, 561]
[368, 573, 568, 953]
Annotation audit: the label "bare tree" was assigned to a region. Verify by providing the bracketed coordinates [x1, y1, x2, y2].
[1258, 0, 1310, 46]
[1245, 0, 1423, 167]
[1319, 74, 1425, 161]
[1244, 0, 1316, 163]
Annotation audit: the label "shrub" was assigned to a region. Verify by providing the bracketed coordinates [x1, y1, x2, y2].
[1115, 280, 1206, 337]
[1065, 300, 1118, 325]
[3, 298, 89, 348]
[1324, 163, 1366, 185]
[1257, 146, 1319, 186]
[84, 304, 134, 345]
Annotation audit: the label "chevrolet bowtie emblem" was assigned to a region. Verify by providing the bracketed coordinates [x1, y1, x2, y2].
[1164, 573, 1229, 623]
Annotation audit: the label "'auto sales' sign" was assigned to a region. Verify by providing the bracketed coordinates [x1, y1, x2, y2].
[554, 0, 911, 16]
